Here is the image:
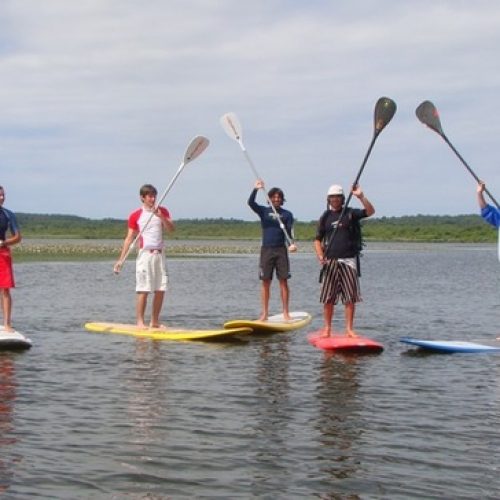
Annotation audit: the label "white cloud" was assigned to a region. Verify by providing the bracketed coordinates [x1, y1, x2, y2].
[0, 0, 499, 220]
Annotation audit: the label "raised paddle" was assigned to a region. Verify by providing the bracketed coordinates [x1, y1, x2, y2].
[115, 135, 210, 272]
[324, 97, 397, 258]
[416, 100, 499, 209]
[220, 112, 295, 249]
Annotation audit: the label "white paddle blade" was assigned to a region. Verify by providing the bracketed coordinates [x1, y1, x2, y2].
[220, 112, 242, 141]
[184, 136, 210, 164]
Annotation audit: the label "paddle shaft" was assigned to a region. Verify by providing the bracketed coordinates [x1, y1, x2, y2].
[237, 139, 294, 247]
[440, 133, 500, 209]
[119, 163, 183, 265]
[114, 135, 209, 271]
[324, 130, 379, 257]
[323, 97, 396, 255]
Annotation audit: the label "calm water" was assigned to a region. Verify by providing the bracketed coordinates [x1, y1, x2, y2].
[1, 242, 499, 499]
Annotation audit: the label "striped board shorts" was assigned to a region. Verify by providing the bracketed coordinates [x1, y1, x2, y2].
[320, 258, 361, 305]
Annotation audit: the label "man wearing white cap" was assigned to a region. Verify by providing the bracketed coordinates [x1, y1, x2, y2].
[314, 184, 375, 337]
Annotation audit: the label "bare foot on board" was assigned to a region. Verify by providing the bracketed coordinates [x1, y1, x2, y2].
[319, 328, 332, 338]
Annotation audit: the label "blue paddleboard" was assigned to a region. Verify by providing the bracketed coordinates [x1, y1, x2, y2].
[400, 337, 500, 354]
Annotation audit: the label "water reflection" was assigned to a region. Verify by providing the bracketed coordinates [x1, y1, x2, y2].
[4, 244, 498, 498]
[251, 336, 291, 489]
[0, 355, 17, 494]
[315, 353, 363, 483]
[123, 341, 167, 459]
[255, 336, 291, 426]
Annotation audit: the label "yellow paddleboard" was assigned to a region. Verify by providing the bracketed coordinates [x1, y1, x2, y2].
[84, 322, 253, 341]
[223, 311, 312, 333]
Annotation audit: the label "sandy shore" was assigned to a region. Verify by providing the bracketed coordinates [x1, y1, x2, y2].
[12, 238, 264, 261]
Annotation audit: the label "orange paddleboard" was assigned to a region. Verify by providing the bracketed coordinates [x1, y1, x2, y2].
[308, 330, 383, 353]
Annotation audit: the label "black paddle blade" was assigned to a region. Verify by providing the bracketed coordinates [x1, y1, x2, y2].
[416, 100, 444, 136]
[374, 97, 397, 133]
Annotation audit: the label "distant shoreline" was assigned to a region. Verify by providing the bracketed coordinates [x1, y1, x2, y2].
[13, 213, 498, 244]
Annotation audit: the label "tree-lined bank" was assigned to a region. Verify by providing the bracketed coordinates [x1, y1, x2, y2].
[16, 213, 496, 243]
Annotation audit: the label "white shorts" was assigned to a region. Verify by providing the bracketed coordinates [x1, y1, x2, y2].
[136, 249, 168, 293]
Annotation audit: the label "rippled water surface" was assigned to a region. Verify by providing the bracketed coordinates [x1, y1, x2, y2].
[1, 243, 499, 499]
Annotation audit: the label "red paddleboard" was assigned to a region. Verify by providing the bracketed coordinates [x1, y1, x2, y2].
[308, 330, 384, 353]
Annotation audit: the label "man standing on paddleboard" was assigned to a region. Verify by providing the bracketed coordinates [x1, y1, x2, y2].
[0, 186, 22, 333]
[248, 179, 296, 321]
[314, 184, 375, 337]
[114, 184, 175, 328]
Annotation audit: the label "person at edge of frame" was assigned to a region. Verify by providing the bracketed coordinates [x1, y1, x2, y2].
[114, 184, 175, 329]
[248, 178, 297, 321]
[477, 181, 500, 228]
[314, 183, 375, 338]
[0, 186, 22, 333]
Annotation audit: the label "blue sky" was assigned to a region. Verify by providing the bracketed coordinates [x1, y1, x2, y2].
[1, 0, 499, 221]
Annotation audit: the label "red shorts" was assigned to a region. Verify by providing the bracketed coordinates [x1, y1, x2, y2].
[0, 249, 15, 289]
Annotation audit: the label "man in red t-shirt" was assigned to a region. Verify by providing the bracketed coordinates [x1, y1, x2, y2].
[114, 184, 175, 328]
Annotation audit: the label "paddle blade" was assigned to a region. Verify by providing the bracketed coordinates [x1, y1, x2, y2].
[220, 112, 242, 141]
[416, 100, 444, 136]
[184, 136, 209, 164]
[374, 97, 397, 133]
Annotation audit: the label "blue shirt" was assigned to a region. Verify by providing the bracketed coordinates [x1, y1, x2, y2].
[481, 204, 500, 229]
[0, 207, 20, 240]
[248, 189, 294, 247]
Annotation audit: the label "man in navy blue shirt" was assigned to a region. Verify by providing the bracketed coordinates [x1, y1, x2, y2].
[248, 179, 296, 321]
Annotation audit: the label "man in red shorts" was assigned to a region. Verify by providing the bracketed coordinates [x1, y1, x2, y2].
[0, 186, 22, 333]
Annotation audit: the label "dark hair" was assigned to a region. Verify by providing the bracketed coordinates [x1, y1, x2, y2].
[268, 187, 285, 203]
[139, 184, 158, 197]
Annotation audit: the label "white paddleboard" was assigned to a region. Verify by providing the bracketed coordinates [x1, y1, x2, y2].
[0, 327, 32, 350]
[223, 311, 312, 333]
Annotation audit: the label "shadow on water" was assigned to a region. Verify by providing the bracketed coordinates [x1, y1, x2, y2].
[400, 348, 450, 357]
[125, 341, 166, 445]
[0, 354, 20, 494]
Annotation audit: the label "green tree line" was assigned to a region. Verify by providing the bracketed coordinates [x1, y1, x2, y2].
[15, 213, 497, 243]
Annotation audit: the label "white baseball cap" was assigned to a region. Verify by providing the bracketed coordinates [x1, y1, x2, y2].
[327, 184, 344, 196]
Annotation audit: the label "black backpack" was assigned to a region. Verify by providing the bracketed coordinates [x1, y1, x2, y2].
[348, 208, 364, 256]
